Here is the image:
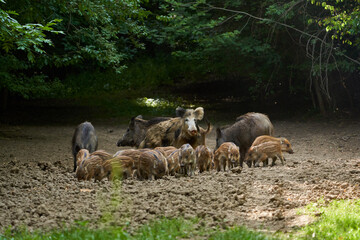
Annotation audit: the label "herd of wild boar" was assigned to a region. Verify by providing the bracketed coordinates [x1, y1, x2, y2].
[72, 107, 294, 181]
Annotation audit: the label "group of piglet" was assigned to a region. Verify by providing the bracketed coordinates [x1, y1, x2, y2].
[71, 107, 294, 182]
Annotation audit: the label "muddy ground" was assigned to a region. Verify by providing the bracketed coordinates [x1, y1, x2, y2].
[1, 114, 360, 235]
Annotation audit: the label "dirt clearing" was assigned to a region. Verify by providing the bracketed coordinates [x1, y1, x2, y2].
[1, 118, 360, 234]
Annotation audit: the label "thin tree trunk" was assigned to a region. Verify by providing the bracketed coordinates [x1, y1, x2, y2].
[314, 77, 326, 116]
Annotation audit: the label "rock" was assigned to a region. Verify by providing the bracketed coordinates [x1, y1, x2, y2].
[10, 167, 19, 174]
[35, 204, 50, 216]
[231, 167, 242, 174]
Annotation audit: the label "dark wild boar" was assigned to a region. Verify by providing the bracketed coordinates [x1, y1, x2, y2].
[195, 145, 213, 173]
[215, 112, 274, 167]
[214, 142, 240, 171]
[72, 121, 98, 172]
[139, 107, 211, 149]
[117, 115, 170, 147]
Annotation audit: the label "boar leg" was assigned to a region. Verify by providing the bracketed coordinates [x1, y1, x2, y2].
[256, 154, 268, 167]
[241, 148, 251, 168]
[221, 157, 227, 171]
[263, 159, 269, 167]
[271, 156, 277, 166]
[277, 152, 285, 165]
[188, 165, 193, 177]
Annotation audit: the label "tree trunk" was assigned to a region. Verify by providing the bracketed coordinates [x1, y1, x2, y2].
[313, 77, 327, 116]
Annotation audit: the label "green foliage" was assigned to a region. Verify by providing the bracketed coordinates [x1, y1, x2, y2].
[0, 0, 359, 114]
[0, 4, 63, 59]
[0, 0, 150, 100]
[309, 0, 360, 45]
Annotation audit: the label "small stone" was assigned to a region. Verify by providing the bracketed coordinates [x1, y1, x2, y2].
[35, 204, 50, 216]
[10, 167, 19, 174]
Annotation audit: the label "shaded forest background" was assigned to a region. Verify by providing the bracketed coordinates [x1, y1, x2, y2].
[0, 0, 359, 119]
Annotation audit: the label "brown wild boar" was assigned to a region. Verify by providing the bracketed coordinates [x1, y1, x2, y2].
[90, 150, 112, 161]
[76, 155, 105, 181]
[137, 150, 168, 180]
[94, 156, 136, 181]
[166, 149, 181, 175]
[139, 107, 211, 149]
[155, 146, 178, 157]
[216, 112, 274, 167]
[195, 145, 214, 173]
[214, 142, 240, 172]
[76, 149, 90, 169]
[72, 121, 98, 172]
[117, 115, 170, 147]
[178, 144, 196, 177]
[247, 136, 294, 167]
[113, 148, 149, 161]
[75, 149, 112, 180]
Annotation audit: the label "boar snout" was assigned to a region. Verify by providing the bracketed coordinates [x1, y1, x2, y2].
[190, 130, 197, 135]
[288, 149, 294, 154]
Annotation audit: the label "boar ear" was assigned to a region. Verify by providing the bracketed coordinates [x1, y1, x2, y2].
[129, 116, 136, 128]
[216, 127, 222, 137]
[136, 115, 143, 119]
[194, 107, 204, 120]
[176, 107, 186, 117]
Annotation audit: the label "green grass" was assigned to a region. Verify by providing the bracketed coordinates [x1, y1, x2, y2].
[6, 199, 360, 240]
[294, 199, 360, 240]
[1, 218, 277, 240]
[209, 226, 277, 240]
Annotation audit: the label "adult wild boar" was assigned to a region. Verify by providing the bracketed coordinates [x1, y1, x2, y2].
[116, 115, 170, 148]
[139, 107, 211, 149]
[215, 112, 274, 168]
[72, 121, 98, 172]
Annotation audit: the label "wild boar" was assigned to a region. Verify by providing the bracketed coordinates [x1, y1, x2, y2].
[76, 149, 90, 169]
[247, 136, 294, 167]
[94, 156, 136, 181]
[75, 150, 112, 180]
[90, 150, 112, 161]
[155, 146, 177, 157]
[137, 150, 168, 180]
[76, 155, 104, 181]
[113, 148, 149, 162]
[139, 107, 211, 149]
[166, 149, 181, 175]
[178, 144, 196, 177]
[215, 112, 274, 167]
[117, 115, 170, 147]
[195, 145, 213, 173]
[214, 142, 240, 172]
[72, 121, 98, 172]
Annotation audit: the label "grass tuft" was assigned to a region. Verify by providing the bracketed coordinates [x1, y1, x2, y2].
[296, 199, 360, 240]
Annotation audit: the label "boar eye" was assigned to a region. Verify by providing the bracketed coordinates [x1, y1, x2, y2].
[185, 118, 189, 122]
[287, 144, 290, 147]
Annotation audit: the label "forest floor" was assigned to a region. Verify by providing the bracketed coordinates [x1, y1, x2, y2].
[1, 108, 360, 236]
